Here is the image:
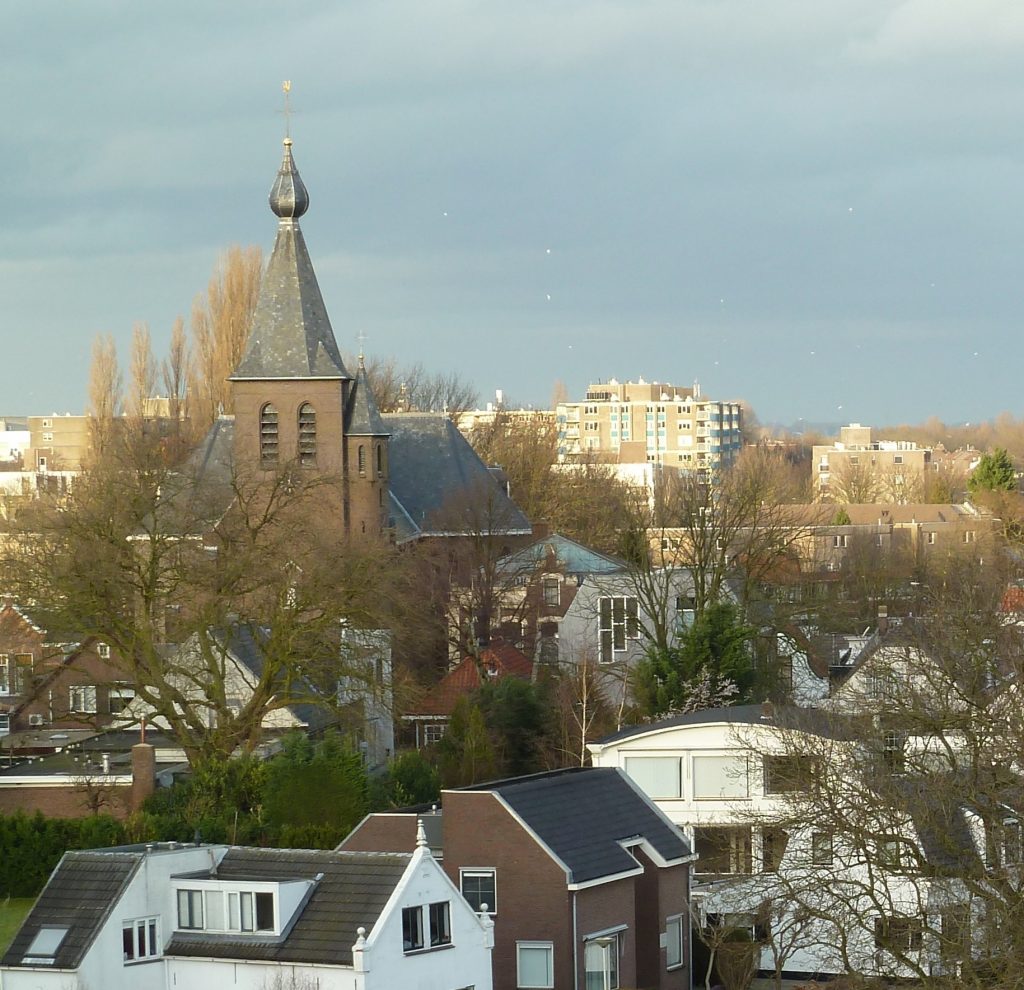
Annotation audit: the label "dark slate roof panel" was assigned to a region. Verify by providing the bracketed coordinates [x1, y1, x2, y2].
[345, 363, 389, 436]
[460, 767, 691, 884]
[382, 414, 532, 540]
[231, 219, 350, 380]
[166, 848, 410, 966]
[3, 851, 140, 970]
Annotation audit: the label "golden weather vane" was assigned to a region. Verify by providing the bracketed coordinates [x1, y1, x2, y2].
[279, 80, 298, 139]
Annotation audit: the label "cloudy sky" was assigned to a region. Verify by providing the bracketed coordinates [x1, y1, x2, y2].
[4, 1, 1024, 426]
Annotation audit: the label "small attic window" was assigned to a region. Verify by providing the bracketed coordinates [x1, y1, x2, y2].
[25, 926, 68, 963]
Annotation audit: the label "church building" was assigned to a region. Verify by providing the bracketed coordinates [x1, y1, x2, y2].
[194, 137, 531, 545]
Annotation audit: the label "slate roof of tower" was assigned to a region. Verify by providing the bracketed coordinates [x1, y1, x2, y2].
[166, 848, 410, 966]
[3, 851, 141, 970]
[383, 413, 532, 541]
[457, 766, 692, 884]
[231, 140, 351, 381]
[345, 361, 389, 436]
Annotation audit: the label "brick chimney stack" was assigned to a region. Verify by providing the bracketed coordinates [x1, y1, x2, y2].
[131, 742, 156, 810]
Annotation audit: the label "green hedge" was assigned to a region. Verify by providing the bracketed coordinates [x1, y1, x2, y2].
[0, 811, 127, 898]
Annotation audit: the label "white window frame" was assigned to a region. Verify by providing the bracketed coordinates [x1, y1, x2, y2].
[423, 723, 445, 746]
[68, 684, 98, 714]
[175, 885, 277, 934]
[97, 642, 111, 659]
[122, 916, 160, 964]
[584, 931, 621, 990]
[402, 905, 425, 952]
[598, 596, 639, 663]
[692, 754, 750, 800]
[460, 868, 497, 914]
[666, 914, 684, 970]
[0, 655, 8, 695]
[517, 941, 554, 989]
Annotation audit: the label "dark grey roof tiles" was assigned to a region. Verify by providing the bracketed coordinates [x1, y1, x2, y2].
[3, 851, 141, 970]
[231, 142, 350, 382]
[166, 848, 410, 966]
[383, 414, 532, 541]
[460, 767, 691, 884]
[345, 361, 389, 436]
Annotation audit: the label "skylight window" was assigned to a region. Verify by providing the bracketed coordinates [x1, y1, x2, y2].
[24, 926, 68, 963]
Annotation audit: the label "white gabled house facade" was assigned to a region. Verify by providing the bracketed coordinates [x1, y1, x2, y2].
[1, 827, 493, 990]
[588, 706, 999, 981]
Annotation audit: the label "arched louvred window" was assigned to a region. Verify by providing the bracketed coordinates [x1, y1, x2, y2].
[298, 403, 317, 466]
[376, 442, 384, 476]
[260, 403, 279, 465]
[357, 444, 366, 475]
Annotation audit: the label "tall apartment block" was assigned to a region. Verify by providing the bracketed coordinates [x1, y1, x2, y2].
[556, 378, 743, 472]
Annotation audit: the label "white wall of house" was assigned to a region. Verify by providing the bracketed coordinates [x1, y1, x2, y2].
[2, 845, 219, 990]
[588, 716, 962, 978]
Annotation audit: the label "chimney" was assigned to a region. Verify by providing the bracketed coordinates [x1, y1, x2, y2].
[131, 741, 156, 810]
[877, 605, 889, 636]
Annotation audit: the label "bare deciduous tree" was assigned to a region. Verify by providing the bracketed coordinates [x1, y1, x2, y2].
[86, 333, 123, 460]
[190, 244, 263, 429]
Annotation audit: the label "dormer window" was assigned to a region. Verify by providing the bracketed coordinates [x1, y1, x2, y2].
[173, 876, 312, 937]
[298, 403, 317, 466]
[260, 404, 279, 465]
[177, 887, 275, 933]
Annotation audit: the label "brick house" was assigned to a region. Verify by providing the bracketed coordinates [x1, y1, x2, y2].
[342, 766, 694, 990]
[403, 639, 533, 748]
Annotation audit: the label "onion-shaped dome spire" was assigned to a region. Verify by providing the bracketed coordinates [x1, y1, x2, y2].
[269, 138, 309, 219]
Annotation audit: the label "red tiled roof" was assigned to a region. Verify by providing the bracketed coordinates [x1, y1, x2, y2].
[408, 640, 533, 718]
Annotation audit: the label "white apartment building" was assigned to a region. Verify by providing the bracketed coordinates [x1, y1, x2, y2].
[556, 378, 742, 473]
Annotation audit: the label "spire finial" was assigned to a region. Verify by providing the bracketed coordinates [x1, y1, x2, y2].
[357, 330, 368, 366]
[268, 90, 309, 221]
[416, 818, 428, 848]
[280, 80, 297, 140]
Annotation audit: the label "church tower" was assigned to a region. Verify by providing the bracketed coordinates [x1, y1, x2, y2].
[230, 137, 383, 537]
[344, 355, 391, 537]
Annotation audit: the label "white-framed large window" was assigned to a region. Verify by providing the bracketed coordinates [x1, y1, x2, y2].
[584, 933, 620, 990]
[122, 917, 159, 963]
[624, 756, 681, 799]
[176, 888, 275, 934]
[599, 596, 639, 663]
[692, 754, 749, 799]
[666, 915, 684, 969]
[517, 941, 554, 988]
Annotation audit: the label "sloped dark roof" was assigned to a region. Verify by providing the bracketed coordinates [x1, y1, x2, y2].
[206, 625, 337, 733]
[383, 413, 531, 541]
[166, 848, 409, 966]
[3, 851, 140, 969]
[231, 142, 350, 382]
[596, 704, 856, 745]
[496, 532, 624, 578]
[458, 767, 691, 884]
[345, 361, 388, 436]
